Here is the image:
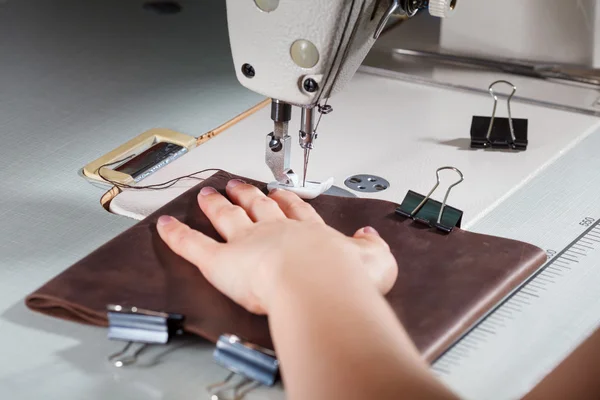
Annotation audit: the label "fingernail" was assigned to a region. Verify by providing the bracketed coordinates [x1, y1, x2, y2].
[363, 226, 380, 236]
[199, 186, 217, 196]
[227, 179, 244, 188]
[269, 188, 279, 194]
[157, 215, 174, 226]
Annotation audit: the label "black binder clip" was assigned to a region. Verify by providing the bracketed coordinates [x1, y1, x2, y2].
[396, 166, 464, 234]
[470, 80, 528, 151]
[207, 334, 279, 400]
[106, 304, 185, 367]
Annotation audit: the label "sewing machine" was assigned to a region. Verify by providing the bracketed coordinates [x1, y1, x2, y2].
[224, 0, 457, 198]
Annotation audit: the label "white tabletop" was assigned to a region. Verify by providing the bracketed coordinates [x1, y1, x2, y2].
[111, 72, 600, 232]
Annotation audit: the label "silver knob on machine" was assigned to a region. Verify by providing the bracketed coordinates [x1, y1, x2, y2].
[428, 0, 458, 18]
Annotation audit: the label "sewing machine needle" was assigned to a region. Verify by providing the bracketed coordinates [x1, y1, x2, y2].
[303, 148, 310, 187]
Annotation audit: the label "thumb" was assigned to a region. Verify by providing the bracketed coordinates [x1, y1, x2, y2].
[352, 226, 397, 294]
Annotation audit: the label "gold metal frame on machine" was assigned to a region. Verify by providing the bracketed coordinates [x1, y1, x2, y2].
[99, 98, 271, 211]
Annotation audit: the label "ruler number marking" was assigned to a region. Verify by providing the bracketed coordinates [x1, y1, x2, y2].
[579, 217, 595, 227]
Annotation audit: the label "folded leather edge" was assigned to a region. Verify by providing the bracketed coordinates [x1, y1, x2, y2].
[422, 244, 548, 363]
[25, 294, 108, 327]
[24, 294, 225, 345]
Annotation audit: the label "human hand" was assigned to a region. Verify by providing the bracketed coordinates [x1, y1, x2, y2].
[156, 179, 398, 315]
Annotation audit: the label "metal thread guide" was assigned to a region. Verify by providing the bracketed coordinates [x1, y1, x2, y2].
[207, 334, 280, 400]
[106, 304, 185, 367]
[470, 80, 528, 151]
[396, 166, 464, 233]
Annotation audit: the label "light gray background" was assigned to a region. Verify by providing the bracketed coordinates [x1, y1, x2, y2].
[0, 1, 266, 398]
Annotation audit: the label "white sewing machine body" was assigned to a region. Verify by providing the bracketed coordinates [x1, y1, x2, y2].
[223, 0, 456, 198]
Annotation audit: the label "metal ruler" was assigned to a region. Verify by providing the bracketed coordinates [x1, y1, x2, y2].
[432, 124, 600, 400]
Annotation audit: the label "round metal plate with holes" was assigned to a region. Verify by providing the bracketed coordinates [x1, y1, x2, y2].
[344, 175, 390, 193]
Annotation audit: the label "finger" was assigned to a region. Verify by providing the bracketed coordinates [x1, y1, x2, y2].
[268, 189, 324, 223]
[197, 186, 253, 240]
[225, 179, 286, 222]
[156, 215, 220, 273]
[353, 226, 398, 294]
[353, 226, 390, 251]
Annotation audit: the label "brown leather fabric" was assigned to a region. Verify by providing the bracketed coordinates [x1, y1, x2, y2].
[25, 170, 546, 362]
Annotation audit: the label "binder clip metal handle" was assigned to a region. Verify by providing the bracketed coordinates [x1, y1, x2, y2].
[207, 372, 261, 400]
[487, 80, 517, 143]
[208, 334, 279, 400]
[106, 304, 185, 368]
[396, 166, 464, 233]
[471, 80, 528, 151]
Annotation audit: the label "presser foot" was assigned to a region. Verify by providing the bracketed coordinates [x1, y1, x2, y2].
[266, 130, 333, 199]
[267, 175, 334, 200]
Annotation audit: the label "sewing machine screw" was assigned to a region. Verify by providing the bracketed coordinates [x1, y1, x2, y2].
[269, 138, 283, 152]
[318, 104, 333, 114]
[242, 63, 256, 78]
[303, 78, 318, 93]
